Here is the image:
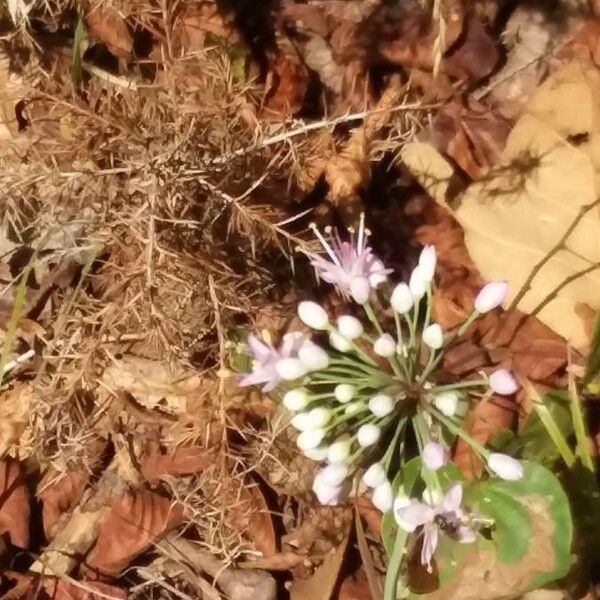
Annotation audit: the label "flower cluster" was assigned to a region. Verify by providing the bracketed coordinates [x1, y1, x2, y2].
[239, 215, 523, 565]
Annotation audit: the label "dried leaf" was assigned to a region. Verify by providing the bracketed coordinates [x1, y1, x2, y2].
[141, 443, 217, 483]
[0, 459, 29, 548]
[229, 477, 277, 557]
[264, 56, 308, 116]
[402, 60, 600, 350]
[453, 395, 515, 478]
[0, 49, 24, 140]
[175, 2, 239, 52]
[356, 496, 381, 537]
[86, 491, 184, 575]
[40, 469, 90, 540]
[101, 355, 202, 415]
[85, 4, 133, 59]
[339, 571, 373, 600]
[0, 382, 34, 459]
[290, 523, 350, 600]
[558, 18, 600, 66]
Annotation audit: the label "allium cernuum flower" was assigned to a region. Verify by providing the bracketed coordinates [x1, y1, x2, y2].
[305, 215, 391, 304]
[239, 332, 304, 392]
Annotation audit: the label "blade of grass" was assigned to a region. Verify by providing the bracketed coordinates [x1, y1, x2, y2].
[525, 380, 575, 467]
[71, 13, 87, 87]
[567, 347, 594, 471]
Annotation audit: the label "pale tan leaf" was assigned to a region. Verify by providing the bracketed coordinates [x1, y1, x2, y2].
[0, 50, 24, 140]
[0, 382, 34, 459]
[402, 59, 600, 349]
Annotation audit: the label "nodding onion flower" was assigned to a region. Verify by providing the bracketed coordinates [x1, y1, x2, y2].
[239, 215, 523, 513]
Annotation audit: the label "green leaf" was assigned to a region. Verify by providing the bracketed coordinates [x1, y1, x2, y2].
[422, 462, 572, 600]
[490, 391, 572, 465]
[584, 310, 600, 389]
[382, 458, 421, 556]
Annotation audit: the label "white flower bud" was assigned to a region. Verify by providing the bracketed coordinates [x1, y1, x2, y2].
[368, 394, 394, 417]
[327, 438, 352, 463]
[307, 407, 333, 428]
[362, 462, 386, 488]
[334, 384, 355, 403]
[422, 441, 448, 471]
[275, 358, 307, 381]
[319, 464, 348, 487]
[489, 369, 518, 395]
[369, 259, 388, 289]
[433, 391, 459, 416]
[283, 389, 309, 411]
[372, 480, 393, 512]
[336, 315, 363, 340]
[409, 266, 427, 299]
[344, 401, 365, 415]
[357, 423, 381, 447]
[329, 330, 352, 352]
[373, 333, 396, 357]
[312, 473, 342, 505]
[291, 412, 312, 431]
[422, 323, 443, 350]
[298, 341, 329, 371]
[418, 245, 437, 282]
[298, 301, 329, 330]
[391, 283, 414, 314]
[350, 276, 371, 304]
[487, 453, 524, 480]
[474, 281, 509, 313]
[297, 428, 325, 450]
[303, 445, 329, 461]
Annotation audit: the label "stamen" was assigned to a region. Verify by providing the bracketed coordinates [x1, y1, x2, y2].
[310, 222, 341, 266]
[357, 213, 366, 251]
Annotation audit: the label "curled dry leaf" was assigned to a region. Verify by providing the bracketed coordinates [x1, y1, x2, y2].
[0, 459, 29, 548]
[290, 522, 350, 600]
[264, 54, 309, 117]
[228, 476, 277, 557]
[356, 495, 382, 537]
[85, 491, 184, 576]
[41, 469, 91, 540]
[453, 394, 515, 478]
[84, 4, 133, 60]
[140, 442, 218, 483]
[238, 551, 306, 571]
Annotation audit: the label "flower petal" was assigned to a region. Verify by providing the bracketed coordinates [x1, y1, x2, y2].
[394, 501, 434, 532]
[247, 334, 273, 361]
[440, 483, 463, 513]
[457, 525, 477, 544]
[420, 526, 439, 567]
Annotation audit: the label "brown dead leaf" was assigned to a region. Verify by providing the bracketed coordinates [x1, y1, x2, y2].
[355, 496, 381, 538]
[41, 469, 90, 540]
[376, 1, 464, 71]
[264, 56, 308, 117]
[140, 442, 217, 483]
[175, 2, 239, 52]
[338, 571, 373, 600]
[453, 395, 515, 478]
[558, 18, 600, 66]
[0, 459, 30, 548]
[86, 491, 184, 576]
[85, 4, 133, 60]
[0, 49, 24, 140]
[229, 476, 277, 557]
[2, 572, 126, 600]
[290, 522, 350, 600]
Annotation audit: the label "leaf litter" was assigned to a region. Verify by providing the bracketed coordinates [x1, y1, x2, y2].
[0, 0, 600, 599]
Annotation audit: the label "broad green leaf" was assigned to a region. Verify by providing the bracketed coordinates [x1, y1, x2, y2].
[422, 463, 572, 600]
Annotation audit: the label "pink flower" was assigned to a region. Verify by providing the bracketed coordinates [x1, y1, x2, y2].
[489, 369, 518, 395]
[239, 332, 303, 392]
[394, 484, 476, 568]
[305, 215, 391, 304]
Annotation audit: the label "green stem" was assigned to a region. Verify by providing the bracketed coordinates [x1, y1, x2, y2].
[568, 375, 594, 471]
[457, 310, 479, 337]
[383, 528, 408, 600]
[429, 379, 487, 393]
[364, 301, 384, 336]
[427, 405, 489, 458]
